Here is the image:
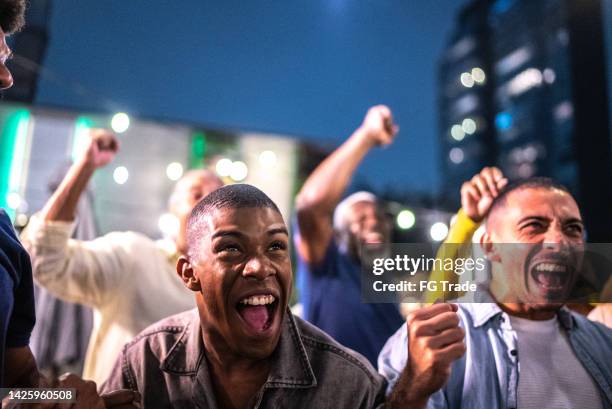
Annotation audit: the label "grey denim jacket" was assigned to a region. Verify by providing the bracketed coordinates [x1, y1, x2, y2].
[102, 308, 386, 408]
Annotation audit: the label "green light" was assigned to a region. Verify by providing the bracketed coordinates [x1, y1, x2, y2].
[0, 109, 32, 220]
[190, 131, 207, 169]
[397, 209, 416, 230]
[72, 116, 94, 161]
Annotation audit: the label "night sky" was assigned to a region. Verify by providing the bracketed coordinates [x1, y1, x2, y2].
[34, 0, 611, 194]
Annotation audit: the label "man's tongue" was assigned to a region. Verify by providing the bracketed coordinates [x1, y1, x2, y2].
[239, 305, 270, 332]
[536, 271, 562, 287]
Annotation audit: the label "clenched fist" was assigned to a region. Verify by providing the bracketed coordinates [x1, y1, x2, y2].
[358, 105, 399, 147]
[80, 129, 119, 169]
[460, 166, 508, 223]
[388, 304, 465, 408]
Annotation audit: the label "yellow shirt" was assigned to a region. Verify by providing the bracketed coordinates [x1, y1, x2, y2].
[426, 209, 480, 303]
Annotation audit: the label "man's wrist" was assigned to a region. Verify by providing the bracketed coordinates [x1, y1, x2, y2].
[388, 389, 428, 409]
[351, 126, 377, 149]
[388, 368, 430, 409]
[459, 207, 482, 224]
[74, 156, 97, 174]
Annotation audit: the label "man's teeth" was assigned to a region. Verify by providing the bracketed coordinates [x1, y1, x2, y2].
[239, 295, 276, 306]
[534, 263, 567, 273]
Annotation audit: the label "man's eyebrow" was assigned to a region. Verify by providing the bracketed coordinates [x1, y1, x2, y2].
[268, 227, 289, 236]
[563, 218, 584, 226]
[211, 230, 243, 240]
[517, 216, 584, 225]
[517, 216, 550, 224]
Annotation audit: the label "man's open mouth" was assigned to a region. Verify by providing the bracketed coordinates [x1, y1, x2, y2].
[363, 232, 384, 244]
[530, 262, 571, 292]
[236, 294, 279, 334]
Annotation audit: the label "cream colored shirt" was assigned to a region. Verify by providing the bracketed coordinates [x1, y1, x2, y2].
[21, 214, 194, 385]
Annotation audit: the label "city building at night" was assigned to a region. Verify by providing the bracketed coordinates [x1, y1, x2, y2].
[439, 0, 611, 240]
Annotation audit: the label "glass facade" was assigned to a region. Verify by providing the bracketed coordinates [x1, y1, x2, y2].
[438, 0, 611, 239]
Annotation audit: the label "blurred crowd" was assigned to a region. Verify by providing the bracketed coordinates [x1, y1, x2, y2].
[1, 1, 612, 408]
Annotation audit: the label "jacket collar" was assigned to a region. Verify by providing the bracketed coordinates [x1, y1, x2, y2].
[160, 308, 317, 388]
[265, 311, 317, 388]
[460, 287, 576, 330]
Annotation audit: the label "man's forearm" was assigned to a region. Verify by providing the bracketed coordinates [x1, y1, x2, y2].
[386, 369, 428, 409]
[296, 127, 373, 214]
[4, 347, 44, 388]
[41, 159, 95, 222]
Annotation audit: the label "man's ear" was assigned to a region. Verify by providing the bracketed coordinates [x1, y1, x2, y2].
[177, 255, 201, 292]
[480, 230, 501, 263]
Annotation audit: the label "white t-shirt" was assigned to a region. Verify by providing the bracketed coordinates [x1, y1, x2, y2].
[510, 315, 602, 409]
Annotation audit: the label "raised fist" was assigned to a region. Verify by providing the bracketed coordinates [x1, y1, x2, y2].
[403, 304, 465, 402]
[81, 129, 119, 168]
[460, 166, 508, 223]
[359, 105, 399, 147]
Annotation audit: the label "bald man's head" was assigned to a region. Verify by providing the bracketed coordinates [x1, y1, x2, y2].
[486, 177, 573, 233]
[480, 178, 584, 312]
[169, 169, 224, 254]
[186, 184, 282, 260]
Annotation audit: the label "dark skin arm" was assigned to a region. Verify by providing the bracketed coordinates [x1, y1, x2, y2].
[3, 347, 140, 408]
[4, 346, 40, 388]
[295, 105, 398, 264]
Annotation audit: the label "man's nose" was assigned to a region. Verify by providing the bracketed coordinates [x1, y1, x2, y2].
[365, 214, 382, 229]
[542, 226, 570, 249]
[0, 64, 13, 90]
[242, 255, 275, 280]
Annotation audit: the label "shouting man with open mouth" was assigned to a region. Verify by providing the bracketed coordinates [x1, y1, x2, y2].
[103, 184, 411, 408]
[379, 177, 612, 409]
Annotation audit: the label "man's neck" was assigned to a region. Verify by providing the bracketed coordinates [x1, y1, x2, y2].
[488, 289, 559, 320]
[487, 281, 561, 320]
[202, 329, 271, 409]
[497, 302, 558, 320]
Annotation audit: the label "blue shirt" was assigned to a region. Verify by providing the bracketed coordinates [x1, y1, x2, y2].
[296, 238, 404, 366]
[0, 209, 35, 387]
[378, 298, 612, 409]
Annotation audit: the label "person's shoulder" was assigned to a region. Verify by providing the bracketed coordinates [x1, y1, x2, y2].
[0, 209, 13, 233]
[572, 310, 612, 339]
[0, 210, 21, 249]
[121, 309, 196, 358]
[294, 315, 382, 384]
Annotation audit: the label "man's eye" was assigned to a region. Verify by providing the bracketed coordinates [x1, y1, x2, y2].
[566, 224, 583, 235]
[217, 244, 240, 253]
[269, 241, 287, 251]
[521, 222, 546, 234]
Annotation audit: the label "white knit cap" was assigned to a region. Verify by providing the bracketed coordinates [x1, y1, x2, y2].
[333, 191, 378, 231]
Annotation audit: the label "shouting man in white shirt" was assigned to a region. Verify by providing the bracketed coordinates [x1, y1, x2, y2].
[21, 130, 223, 384]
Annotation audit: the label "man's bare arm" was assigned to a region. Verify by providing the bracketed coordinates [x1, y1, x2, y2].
[3, 346, 40, 388]
[4, 347, 140, 408]
[41, 129, 118, 222]
[295, 105, 398, 264]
